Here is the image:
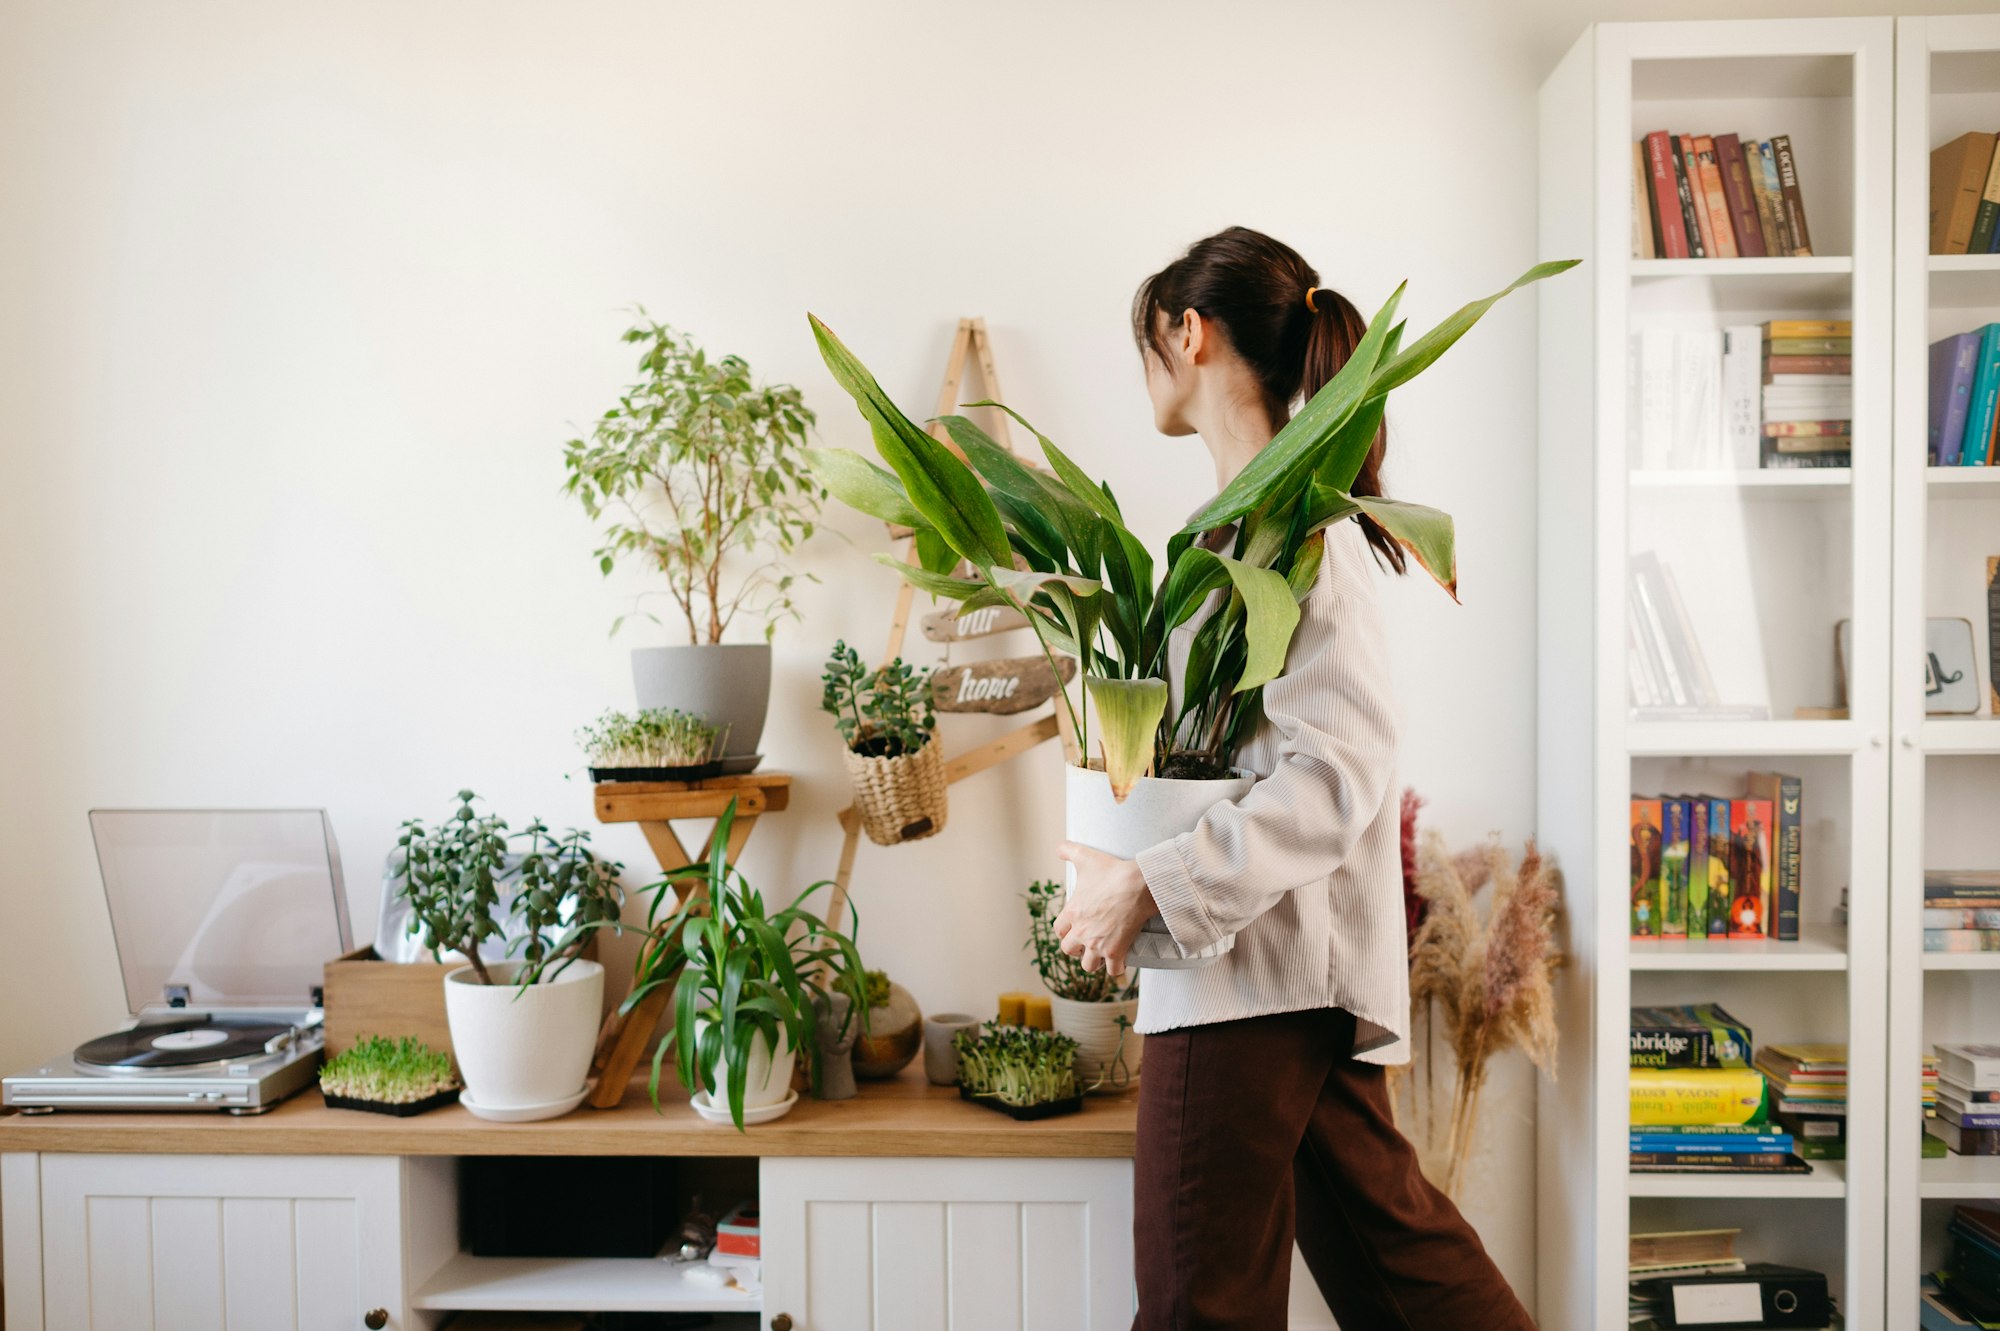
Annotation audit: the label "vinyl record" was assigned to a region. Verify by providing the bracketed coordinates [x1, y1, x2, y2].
[75, 1016, 288, 1069]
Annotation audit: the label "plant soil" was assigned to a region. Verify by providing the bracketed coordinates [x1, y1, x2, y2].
[849, 735, 915, 759]
[1159, 753, 1234, 782]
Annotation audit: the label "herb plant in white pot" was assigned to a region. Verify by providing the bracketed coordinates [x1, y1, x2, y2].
[803, 260, 1571, 966]
[393, 791, 625, 1121]
[1026, 879, 1138, 1090]
[620, 800, 868, 1129]
[563, 315, 823, 769]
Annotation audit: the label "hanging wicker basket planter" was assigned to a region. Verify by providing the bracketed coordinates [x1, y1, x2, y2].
[843, 735, 948, 846]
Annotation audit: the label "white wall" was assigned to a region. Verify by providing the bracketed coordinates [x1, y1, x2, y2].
[4, 1, 1993, 1322]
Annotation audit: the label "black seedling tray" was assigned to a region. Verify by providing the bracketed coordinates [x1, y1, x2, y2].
[321, 1088, 461, 1117]
[590, 761, 724, 783]
[958, 1085, 1084, 1121]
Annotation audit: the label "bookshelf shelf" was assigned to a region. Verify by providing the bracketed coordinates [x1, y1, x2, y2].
[1922, 719, 2000, 755]
[1629, 259, 1853, 313]
[1927, 253, 2000, 307]
[1625, 720, 1862, 757]
[1925, 465, 2000, 492]
[412, 1253, 758, 1313]
[1632, 257, 1853, 278]
[1921, 951, 2000, 971]
[1629, 921, 1848, 971]
[1630, 468, 1851, 490]
[1627, 1157, 1847, 1200]
[1920, 1154, 2000, 1198]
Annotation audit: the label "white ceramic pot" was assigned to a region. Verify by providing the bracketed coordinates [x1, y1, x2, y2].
[696, 1020, 797, 1116]
[443, 959, 603, 1118]
[1050, 994, 1142, 1092]
[1064, 764, 1254, 969]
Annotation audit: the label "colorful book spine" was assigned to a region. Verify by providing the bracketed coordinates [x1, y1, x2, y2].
[1630, 1004, 1752, 1068]
[1695, 137, 1737, 258]
[1631, 799, 1664, 937]
[1680, 135, 1715, 258]
[1975, 134, 2000, 254]
[1728, 798, 1773, 938]
[1748, 139, 1785, 254]
[1630, 1067, 1769, 1126]
[1771, 135, 1811, 256]
[1931, 332, 1982, 465]
[1748, 772, 1801, 942]
[1927, 929, 2000, 952]
[1716, 133, 1765, 258]
[1923, 908, 2000, 929]
[1646, 131, 1689, 259]
[1768, 337, 1850, 355]
[1629, 1134, 1794, 1154]
[1758, 140, 1793, 254]
[1962, 324, 2000, 468]
[1687, 797, 1711, 939]
[1706, 799, 1732, 939]
[1661, 798, 1690, 939]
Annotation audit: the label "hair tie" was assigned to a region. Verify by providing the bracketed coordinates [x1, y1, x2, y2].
[1304, 286, 1322, 313]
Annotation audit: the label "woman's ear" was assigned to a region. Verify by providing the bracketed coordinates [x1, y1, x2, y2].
[1179, 307, 1207, 364]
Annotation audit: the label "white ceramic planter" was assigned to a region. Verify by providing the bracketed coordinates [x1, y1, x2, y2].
[443, 959, 603, 1119]
[696, 1020, 797, 1118]
[1064, 764, 1254, 969]
[629, 643, 771, 764]
[1050, 994, 1142, 1092]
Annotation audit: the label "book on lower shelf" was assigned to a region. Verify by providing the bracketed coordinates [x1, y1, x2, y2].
[1761, 320, 1852, 469]
[1929, 325, 2000, 467]
[1630, 780, 1794, 940]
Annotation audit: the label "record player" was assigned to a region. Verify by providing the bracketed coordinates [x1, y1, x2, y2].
[3, 808, 353, 1115]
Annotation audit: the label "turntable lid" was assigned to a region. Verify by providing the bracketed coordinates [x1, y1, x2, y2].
[88, 809, 354, 1012]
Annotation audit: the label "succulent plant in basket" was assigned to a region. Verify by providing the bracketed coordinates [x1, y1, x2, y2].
[822, 640, 946, 845]
[319, 1036, 460, 1116]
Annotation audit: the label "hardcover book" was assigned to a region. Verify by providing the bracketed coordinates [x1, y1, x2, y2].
[1687, 797, 1711, 938]
[1727, 798, 1773, 938]
[1706, 800, 1732, 939]
[1629, 1066, 1769, 1126]
[1938, 1044, 2000, 1091]
[1682, 135, 1717, 258]
[1931, 332, 1982, 465]
[1932, 131, 1998, 255]
[1630, 1004, 1753, 1069]
[1771, 135, 1812, 256]
[1646, 132, 1690, 259]
[1746, 772, 1801, 942]
[1716, 133, 1765, 258]
[1695, 136, 1738, 258]
[1673, 135, 1707, 259]
[1757, 140, 1793, 254]
[1661, 798, 1690, 939]
[1632, 799, 1664, 938]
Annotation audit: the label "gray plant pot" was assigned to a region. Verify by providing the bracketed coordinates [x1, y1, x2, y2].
[629, 644, 772, 764]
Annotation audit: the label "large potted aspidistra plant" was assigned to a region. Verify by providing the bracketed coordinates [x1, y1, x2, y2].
[804, 260, 1575, 966]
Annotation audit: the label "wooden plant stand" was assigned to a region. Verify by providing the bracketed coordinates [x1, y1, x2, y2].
[585, 772, 791, 1109]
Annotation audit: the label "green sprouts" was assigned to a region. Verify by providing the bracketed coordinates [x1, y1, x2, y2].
[577, 707, 725, 769]
[953, 1024, 1080, 1107]
[820, 640, 935, 758]
[319, 1036, 457, 1104]
[1025, 880, 1135, 1003]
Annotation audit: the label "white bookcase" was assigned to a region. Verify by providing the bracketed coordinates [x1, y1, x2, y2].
[1890, 17, 2000, 1331]
[1538, 19, 1894, 1330]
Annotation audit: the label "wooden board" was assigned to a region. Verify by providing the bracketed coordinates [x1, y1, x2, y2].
[0, 1064, 1137, 1160]
[931, 655, 1076, 715]
[593, 773, 791, 825]
[321, 948, 455, 1063]
[919, 604, 1031, 643]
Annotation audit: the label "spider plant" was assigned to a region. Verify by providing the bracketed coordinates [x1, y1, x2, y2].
[619, 798, 869, 1130]
[804, 260, 1576, 797]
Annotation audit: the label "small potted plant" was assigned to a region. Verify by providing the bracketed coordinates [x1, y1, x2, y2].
[563, 314, 823, 769]
[576, 706, 727, 780]
[393, 790, 625, 1121]
[621, 799, 867, 1130]
[1026, 879, 1139, 1090]
[850, 967, 922, 1079]
[821, 640, 945, 845]
[952, 1024, 1083, 1120]
[319, 1035, 460, 1116]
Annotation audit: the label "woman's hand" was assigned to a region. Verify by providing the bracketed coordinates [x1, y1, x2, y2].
[1053, 842, 1157, 975]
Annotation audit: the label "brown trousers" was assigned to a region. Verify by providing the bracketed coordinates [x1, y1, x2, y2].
[1133, 1007, 1537, 1331]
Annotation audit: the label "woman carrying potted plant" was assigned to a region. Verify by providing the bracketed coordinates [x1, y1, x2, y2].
[803, 229, 1566, 1328]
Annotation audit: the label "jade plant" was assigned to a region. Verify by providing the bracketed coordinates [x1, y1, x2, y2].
[577, 707, 725, 769]
[1026, 879, 1135, 1003]
[820, 640, 934, 758]
[617, 798, 869, 1130]
[803, 260, 1576, 795]
[562, 314, 823, 643]
[953, 1024, 1081, 1108]
[319, 1036, 458, 1105]
[392, 790, 625, 986]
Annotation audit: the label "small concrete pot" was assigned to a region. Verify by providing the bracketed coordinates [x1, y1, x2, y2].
[629, 643, 772, 763]
[921, 1012, 983, 1086]
[814, 991, 858, 1101]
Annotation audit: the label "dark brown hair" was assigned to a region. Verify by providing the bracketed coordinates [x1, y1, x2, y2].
[1133, 225, 1403, 573]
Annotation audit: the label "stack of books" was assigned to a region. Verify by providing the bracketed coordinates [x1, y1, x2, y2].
[1762, 319, 1852, 468]
[1629, 1228, 1744, 1327]
[1629, 773, 1801, 941]
[1628, 1005, 1810, 1175]
[1930, 130, 2000, 255]
[1934, 1045, 2000, 1156]
[1927, 327, 2000, 467]
[1926, 1206, 2000, 1328]
[1758, 1043, 1846, 1151]
[1928, 872, 2000, 953]
[1635, 131, 1816, 259]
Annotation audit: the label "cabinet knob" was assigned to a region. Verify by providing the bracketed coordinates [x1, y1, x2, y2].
[1901, 733, 1917, 749]
[1870, 733, 1885, 748]
[363, 1311, 388, 1330]
[772, 1316, 795, 1331]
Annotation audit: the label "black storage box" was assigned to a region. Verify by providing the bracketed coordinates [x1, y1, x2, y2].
[462, 1156, 677, 1259]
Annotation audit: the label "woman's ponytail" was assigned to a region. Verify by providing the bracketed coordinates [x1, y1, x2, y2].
[1133, 226, 1406, 574]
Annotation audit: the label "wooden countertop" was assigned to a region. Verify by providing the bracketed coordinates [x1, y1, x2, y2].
[0, 1066, 1138, 1159]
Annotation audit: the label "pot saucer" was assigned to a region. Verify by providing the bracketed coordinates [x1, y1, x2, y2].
[690, 1088, 798, 1126]
[459, 1084, 589, 1122]
[717, 753, 764, 775]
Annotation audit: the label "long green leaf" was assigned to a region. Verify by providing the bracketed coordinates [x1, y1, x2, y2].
[989, 566, 1103, 600]
[1365, 259, 1580, 398]
[1350, 494, 1458, 600]
[968, 401, 1123, 524]
[804, 448, 927, 530]
[1085, 676, 1169, 801]
[1167, 549, 1299, 691]
[871, 553, 983, 600]
[810, 315, 1012, 568]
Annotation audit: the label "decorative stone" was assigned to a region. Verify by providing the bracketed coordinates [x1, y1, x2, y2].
[852, 981, 923, 1079]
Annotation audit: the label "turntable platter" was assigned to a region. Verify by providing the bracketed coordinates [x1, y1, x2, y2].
[75, 1017, 289, 1069]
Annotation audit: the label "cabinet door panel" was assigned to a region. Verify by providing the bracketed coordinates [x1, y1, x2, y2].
[763, 1157, 1131, 1331]
[84, 1194, 154, 1327]
[150, 1197, 224, 1331]
[221, 1196, 298, 1330]
[294, 1198, 362, 1331]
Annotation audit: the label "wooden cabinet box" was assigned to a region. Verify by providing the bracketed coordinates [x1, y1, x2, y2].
[322, 947, 454, 1062]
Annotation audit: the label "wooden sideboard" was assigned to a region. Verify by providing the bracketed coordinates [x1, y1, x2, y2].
[0, 1068, 1139, 1331]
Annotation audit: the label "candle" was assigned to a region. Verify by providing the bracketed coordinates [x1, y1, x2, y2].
[997, 991, 1028, 1025]
[1024, 995, 1053, 1030]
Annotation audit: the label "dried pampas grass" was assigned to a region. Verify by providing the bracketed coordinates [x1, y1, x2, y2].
[1399, 829, 1563, 1199]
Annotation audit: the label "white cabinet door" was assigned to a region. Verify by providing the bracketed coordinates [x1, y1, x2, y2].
[34, 1153, 412, 1331]
[760, 1156, 1132, 1331]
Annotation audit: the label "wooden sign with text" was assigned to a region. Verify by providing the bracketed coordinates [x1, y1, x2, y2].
[932, 654, 1076, 715]
[920, 604, 1031, 643]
